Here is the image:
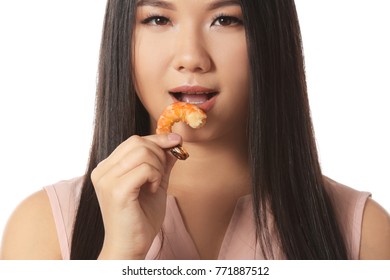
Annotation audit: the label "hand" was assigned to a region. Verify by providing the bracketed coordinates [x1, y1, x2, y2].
[91, 133, 182, 259]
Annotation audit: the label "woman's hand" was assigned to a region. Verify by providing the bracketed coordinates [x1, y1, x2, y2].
[91, 133, 182, 259]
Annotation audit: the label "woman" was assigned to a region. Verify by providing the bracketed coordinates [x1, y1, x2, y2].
[1, 0, 389, 260]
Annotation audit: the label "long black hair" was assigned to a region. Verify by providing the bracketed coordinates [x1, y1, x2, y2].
[70, 0, 348, 259]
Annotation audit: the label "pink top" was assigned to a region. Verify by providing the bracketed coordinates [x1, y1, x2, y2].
[43, 176, 370, 260]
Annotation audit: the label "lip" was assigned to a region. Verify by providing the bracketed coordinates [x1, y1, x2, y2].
[169, 85, 216, 94]
[168, 85, 219, 112]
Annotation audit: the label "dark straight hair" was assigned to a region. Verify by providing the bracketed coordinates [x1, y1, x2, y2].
[71, 0, 348, 259]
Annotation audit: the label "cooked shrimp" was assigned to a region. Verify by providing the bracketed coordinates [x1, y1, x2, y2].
[156, 102, 207, 160]
[156, 102, 207, 134]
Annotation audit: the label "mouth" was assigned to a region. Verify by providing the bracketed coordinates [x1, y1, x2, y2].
[169, 91, 218, 104]
[168, 86, 219, 111]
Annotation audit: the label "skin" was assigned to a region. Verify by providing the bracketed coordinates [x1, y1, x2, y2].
[131, 0, 251, 259]
[1, 0, 390, 260]
[133, 0, 250, 143]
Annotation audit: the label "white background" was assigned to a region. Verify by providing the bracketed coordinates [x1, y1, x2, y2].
[0, 0, 389, 242]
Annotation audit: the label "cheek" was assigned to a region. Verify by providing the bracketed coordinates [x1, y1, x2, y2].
[231, 42, 250, 96]
[133, 35, 172, 117]
[214, 39, 250, 125]
[216, 40, 250, 100]
[212, 33, 249, 82]
[134, 42, 162, 91]
[133, 31, 172, 87]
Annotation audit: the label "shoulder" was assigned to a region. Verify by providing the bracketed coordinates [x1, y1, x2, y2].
[359, 198, 390, 259]
[322, 177, 371, 259]
[0, 189, 62, 259]
[323, 176, 370, 205]
[323, 176, 390, 259]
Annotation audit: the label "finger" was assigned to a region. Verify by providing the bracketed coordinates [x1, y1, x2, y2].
[142, 133, 185, 167]
[143, 133, 182, 148]
[112, 133, 182, 161]
[108, 135, 161, 164]
[109, 146, 165, 178]
[94, 162, 162, 202]
[115, 163, 163, 200]
[92, 133, 182, 185]
[94, 135, 169, 179]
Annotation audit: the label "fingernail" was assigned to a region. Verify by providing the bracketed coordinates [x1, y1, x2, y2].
[167, 133, 181, 142]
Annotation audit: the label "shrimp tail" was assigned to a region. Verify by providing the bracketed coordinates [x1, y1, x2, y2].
[156, 102, 207, 160]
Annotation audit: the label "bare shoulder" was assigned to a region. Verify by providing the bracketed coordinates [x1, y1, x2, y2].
[0, 190, 62, 259]
[359, 197, 390, 259]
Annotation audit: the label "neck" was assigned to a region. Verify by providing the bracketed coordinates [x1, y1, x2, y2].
[168, 133, 251, 200]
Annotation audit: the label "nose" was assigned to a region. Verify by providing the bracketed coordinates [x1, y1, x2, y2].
[171, 28, 212, 74]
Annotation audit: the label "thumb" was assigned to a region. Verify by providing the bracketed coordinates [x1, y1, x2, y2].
[143, 132, 182, 148]
[144, 133, 183, 191]
[164, 139, 186, 179]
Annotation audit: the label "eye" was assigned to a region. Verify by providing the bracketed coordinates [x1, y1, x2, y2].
[212, 15, 243, 27]
[141, 16, 171, 26]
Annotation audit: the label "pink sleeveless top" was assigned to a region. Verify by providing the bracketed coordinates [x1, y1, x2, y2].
[43, 176, 370, 260]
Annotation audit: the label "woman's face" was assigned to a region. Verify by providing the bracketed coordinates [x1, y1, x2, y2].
[133, 0, 249, 142]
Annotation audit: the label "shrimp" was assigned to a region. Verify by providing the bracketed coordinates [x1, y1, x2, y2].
[156, 102, 207, 160]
